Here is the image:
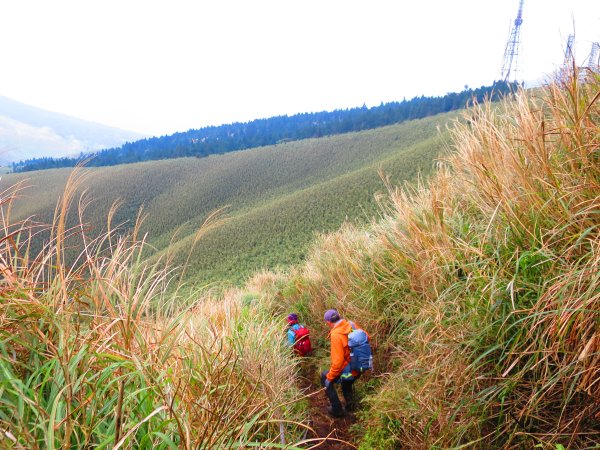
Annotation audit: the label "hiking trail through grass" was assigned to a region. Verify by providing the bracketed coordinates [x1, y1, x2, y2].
[297, 360, 357, 449]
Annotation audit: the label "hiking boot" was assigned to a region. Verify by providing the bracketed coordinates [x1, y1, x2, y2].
[327, 406, 345, 418]
[344, 402, 356, 413]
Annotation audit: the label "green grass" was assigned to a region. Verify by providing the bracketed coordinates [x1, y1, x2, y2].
[2, 112, 455, 286]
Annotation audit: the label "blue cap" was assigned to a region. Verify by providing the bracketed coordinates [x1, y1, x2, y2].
[324, 309, 340, 322]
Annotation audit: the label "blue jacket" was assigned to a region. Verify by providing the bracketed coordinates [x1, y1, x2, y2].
[287, 323, 302, 346]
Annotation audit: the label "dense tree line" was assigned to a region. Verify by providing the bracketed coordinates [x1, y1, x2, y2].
[12, 81, 518, 172]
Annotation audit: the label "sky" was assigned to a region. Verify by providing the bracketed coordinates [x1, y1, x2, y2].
[1, 0, 598, 137]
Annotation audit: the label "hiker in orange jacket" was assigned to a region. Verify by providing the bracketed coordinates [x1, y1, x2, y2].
[321, 309, 363, 417]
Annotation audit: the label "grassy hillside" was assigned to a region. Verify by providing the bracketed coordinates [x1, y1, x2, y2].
[0, 109, 458, 448]
[2, 112, 455, 286]
[12, 81, 516, 172]
[2, 68, 596, 449]
[0, 177, 306, 448]
[257, 67, 599, 448]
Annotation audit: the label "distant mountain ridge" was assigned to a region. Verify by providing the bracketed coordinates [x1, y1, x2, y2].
[0, 95, 146, 164]
[11, 81, 519, 172]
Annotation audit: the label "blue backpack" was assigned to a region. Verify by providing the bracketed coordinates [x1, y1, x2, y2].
[348, 328, 373, 373]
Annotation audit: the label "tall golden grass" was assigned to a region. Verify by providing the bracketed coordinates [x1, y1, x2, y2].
[0, 170, 313, 448]
[265, 66, 599, 448]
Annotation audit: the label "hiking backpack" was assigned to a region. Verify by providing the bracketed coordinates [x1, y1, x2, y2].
[293, 325, 312, 356]
[348, 328, 373, 373]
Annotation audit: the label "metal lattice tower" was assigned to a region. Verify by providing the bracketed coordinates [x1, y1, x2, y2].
[588, 42, 600, 68]
[500, 0, 525, 82]
[564, 34, 575, 66]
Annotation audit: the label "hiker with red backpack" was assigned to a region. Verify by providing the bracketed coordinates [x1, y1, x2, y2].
[321, 309, 373, 417]
[286, 313, 312, 356]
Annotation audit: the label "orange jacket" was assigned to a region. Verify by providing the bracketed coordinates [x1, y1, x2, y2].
[326, 319, 363, 381]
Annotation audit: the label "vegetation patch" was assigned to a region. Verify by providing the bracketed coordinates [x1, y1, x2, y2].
[0, 175, 309, 448]
[256, 67, 600, 448]
[2, 114, 453, 286]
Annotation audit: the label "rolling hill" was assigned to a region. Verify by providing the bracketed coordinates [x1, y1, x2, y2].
[0, 95, 146, 164]
[10, 81, 516, 173]
[1, 110, 459, 286]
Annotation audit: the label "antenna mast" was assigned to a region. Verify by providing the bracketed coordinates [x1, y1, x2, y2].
[500, 0, 524, 82]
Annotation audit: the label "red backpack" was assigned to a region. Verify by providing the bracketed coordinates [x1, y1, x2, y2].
[293, 325, 312, 356]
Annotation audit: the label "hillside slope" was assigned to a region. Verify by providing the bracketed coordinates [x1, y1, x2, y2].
[261, 68, 600, 448]
[11, 81, 515, 172]
[1, 69, 596, 450]
[2, 111, 456, 285]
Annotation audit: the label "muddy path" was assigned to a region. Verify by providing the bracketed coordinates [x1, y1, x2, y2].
[297, 362, 357, 449]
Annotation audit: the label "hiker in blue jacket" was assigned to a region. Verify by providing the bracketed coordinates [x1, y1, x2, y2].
[286, 313, 312, 356]
[287, 313, 301, 346]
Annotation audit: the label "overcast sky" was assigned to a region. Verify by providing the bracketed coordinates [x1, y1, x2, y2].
[1, 0, 598, 136]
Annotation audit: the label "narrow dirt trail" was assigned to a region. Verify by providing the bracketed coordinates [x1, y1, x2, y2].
[297, 363, 357, 449]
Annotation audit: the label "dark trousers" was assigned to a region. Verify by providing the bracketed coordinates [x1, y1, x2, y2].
[321, 370, 356, 413]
